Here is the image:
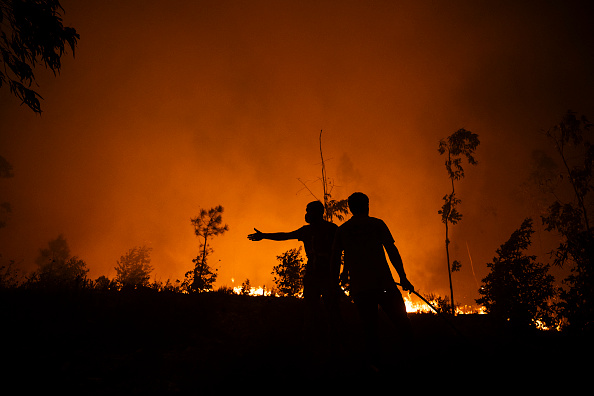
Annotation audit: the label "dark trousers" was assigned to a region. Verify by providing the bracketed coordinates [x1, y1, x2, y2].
[352, 285, 412, 360]
[302, 267, 344, 345]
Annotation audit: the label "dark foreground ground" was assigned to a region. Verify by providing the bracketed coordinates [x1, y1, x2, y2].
[2, 289, 592, 394]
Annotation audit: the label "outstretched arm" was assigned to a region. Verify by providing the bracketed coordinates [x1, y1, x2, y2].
[385, 243, 414, 292]
[247, 228, 299, 241]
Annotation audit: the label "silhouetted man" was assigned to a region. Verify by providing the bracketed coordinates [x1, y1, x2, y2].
[248, 201, 342, 344]
[331, 192, 414, 365]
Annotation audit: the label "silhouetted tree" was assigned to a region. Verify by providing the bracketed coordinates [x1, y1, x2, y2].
[26, 234, 89, 289]
[93, 275, 117, 291]
[541, 111, 593, 330]
[183, 253, 218, 293]
[424, 293, 454, 314]
[477, 218, 557, 329]
[298, 130, 350, 223]
[240, 278, 251, 295]
[319, 130, 349, 222]
[272, 247, 305, 297]
[114, 245, 154, 290]
[438, 128, 480, 314]
[149, 278, 181, 293]
[0, 0, 79, 113]
[185, 205, 229, 292]
[0, 259, 21, 288]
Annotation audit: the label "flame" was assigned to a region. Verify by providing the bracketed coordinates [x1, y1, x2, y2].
[233, 285, 273, 296]
[404, 294, 432, 313]
[229, 280, 486, 314]
[403, 293, 486, 314]
[534, 319, 561, 331]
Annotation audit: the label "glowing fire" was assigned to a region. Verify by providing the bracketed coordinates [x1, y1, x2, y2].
[404, 294, 432, 313]
[229, 279, 486, 314]
[403, 293, 486, 314]
[232, 284, 273, 296]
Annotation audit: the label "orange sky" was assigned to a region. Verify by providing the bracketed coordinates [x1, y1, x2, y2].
[1, 0, 593, 306]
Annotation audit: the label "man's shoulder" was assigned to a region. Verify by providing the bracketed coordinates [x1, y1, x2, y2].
[339, 216, 385, 226]
[368, 216, 387, 226]
[298, 221, 336, 234]
[296, 224, 310, 233]
[324, 220, 339, 229]
[337, 218, 353, 229]
[337, 216, 390, 236]
[294, 224, 310, 239]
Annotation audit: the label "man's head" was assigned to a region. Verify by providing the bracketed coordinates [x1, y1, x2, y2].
[305, 200, 325, 223]
[348, 192, 369, 216]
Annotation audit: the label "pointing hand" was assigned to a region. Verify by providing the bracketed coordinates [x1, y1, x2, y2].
[247, 228, 263, 241]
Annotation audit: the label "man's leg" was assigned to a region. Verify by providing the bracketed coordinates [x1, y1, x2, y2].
[320, 277, 348, 354]
[302, 270, 324, 346]
[352, 290, 381, 364]
[378, 286, 413, 339]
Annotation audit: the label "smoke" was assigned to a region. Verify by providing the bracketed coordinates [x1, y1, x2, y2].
[0, 0, 593, 305]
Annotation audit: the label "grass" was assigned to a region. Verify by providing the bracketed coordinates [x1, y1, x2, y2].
[1, 289, 591, 394]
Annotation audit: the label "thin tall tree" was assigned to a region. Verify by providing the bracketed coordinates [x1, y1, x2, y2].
[298, 130, 349, 222]
[187, 205, 229, 292]
[438, 128, 480, 315]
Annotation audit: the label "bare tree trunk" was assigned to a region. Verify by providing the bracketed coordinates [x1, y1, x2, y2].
[446, 155, 456, 315]
[201, 233, 209, 268]
[445, 220, 455, 315]
[320, 130, 330, 221]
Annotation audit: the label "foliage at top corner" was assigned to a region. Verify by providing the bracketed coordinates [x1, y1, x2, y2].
[0, 0, 79, 113]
